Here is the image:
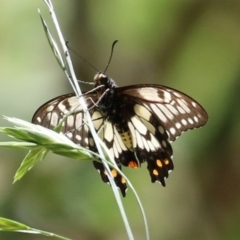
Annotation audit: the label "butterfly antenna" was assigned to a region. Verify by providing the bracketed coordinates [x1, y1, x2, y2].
[66, 41, 99, 73]
[103, 40, 118, 74]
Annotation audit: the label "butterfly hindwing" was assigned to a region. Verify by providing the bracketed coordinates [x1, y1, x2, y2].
[89, 112, 129, 195]
[116, 96, 174, 185]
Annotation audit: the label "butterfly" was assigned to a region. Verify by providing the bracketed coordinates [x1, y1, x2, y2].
[32, 73, 208, 196]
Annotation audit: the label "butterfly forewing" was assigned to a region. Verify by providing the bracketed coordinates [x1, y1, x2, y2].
[33, 93, 96, 147]
[118, 84, 208, 141]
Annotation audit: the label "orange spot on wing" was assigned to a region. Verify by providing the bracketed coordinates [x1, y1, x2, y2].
[121, 178, 126, 184]
[153, 169, 159, 176]
[156, 159, 163, 167]
[111, 169, 117, 177]
[128, 161, 138, 168]
[164, 159, 169, 165]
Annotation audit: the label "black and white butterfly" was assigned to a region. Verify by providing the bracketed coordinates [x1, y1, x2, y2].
[32, 73, 208, 196]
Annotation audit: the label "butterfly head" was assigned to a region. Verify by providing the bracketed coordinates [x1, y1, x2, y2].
[94, 73, 118, 89]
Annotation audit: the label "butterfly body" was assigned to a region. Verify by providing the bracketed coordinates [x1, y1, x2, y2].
[32, 73, 208, 196]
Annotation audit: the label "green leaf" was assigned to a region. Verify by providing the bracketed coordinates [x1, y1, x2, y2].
[1, 117, 93, 159]
[0, 118, 95, 182]
[0, 127, 36, 142]
[14, 147, 48, 183]
[0, 217, 71, 239]
[38, 11, 66, 70]
[53, 148, 96, 161]
[0, 141, 37, 149]
[0, 217, 32, 231]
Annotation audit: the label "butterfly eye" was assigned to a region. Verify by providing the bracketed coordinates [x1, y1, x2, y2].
[32, 74, 208, 196]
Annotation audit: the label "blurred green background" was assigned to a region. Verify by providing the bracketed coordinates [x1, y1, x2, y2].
[0, 1, 240, 239]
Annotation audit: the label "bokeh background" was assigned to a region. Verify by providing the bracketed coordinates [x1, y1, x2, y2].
[0, 1, 240, 239]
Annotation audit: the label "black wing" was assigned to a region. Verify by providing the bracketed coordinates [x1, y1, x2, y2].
[108, 84, 208, 186]
[118, 84, 208, 141]
[32, 93, 129, 196]
[32, 84, 208, 196]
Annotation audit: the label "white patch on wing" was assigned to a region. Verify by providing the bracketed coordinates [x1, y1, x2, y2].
[75, 112, 82, 129]
[177, 106, 185, 114]
[113, 143, 119, 158]
[170, 127, 176, 135]
[46, 105, 54, 112]
[109, 148, 114, 159]
[114, 137, 121, 154]
[188, 118, 194, 124]
[58, 102, 67, 113]
[177, 99, 191, 113]
[67, 115, 74, 128]
[135, 131, 144, 149]
[131, 116, 147, 135]
[166, 104, 178, 115]
[134, 104, 152, 120]
[50, 112, 59, 127]
[191, 101, 197, 108]
[36, 117, 41, 123]
[175, 122, 181, 129]
[137, 88, 159, 101]
[140, 118, 156, 134]
[158, 104, 174, 119]
[150, 134, 160, 149]
[163, 91, 172, 102]
[147, 140, 155, 151]
[65, 97, 82, 112]
[181, 119, 187, 126]
[104, 121, 114, 142]
[142, 137, 150, 152]
[98, 125, 104, 140]
[172, 91, 182, 98]
[113, 129, 124, 155]
[150, 104, 167, 122]
[92, 111, 104, 130]
[83, 113, 88, 133]
[194, 116, 199, 123]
